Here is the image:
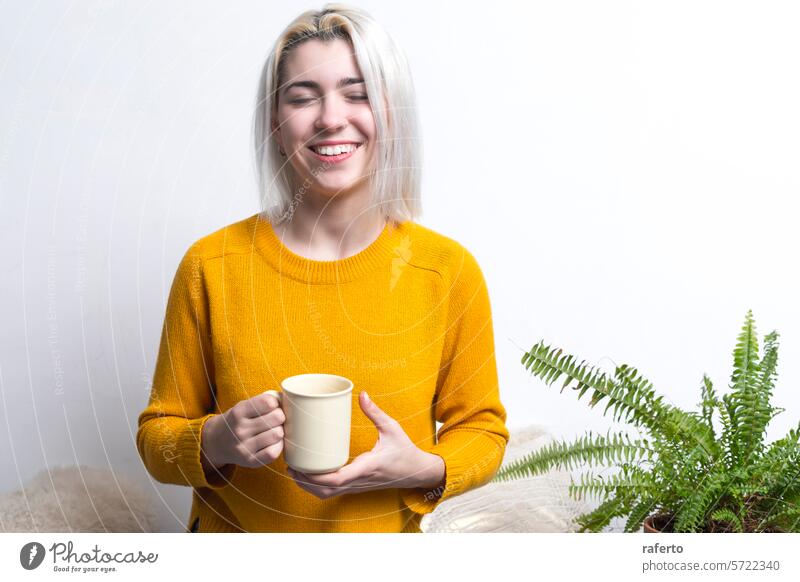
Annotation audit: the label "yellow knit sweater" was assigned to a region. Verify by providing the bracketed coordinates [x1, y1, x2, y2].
[136, 213, 509, 532]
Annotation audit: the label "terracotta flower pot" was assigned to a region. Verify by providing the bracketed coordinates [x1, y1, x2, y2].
[643, 512, 785, 533]
[643, 513, 674, 533]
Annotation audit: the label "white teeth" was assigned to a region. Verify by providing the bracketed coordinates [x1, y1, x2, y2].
[312, 143, 359, 156]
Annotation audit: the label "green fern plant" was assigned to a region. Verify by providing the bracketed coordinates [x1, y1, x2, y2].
[493, 311, 800, 532]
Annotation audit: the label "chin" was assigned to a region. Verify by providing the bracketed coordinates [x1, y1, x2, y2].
[313, 180, 366, 197]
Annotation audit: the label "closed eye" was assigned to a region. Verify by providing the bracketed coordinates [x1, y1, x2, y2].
[289, 95, 368, 105]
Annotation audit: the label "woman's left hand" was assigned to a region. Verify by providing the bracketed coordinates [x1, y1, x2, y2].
[286, 391, 445, 500]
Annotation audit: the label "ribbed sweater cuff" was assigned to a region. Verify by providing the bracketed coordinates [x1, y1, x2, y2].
[180, 414, 237, 490]
[400, 428, 506, 515]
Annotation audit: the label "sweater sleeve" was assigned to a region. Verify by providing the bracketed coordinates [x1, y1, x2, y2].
[400, 246, 510, 515]
[136, 244, 237, 490]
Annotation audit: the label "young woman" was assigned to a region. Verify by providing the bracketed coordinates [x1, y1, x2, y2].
[137, 4, 509, 533]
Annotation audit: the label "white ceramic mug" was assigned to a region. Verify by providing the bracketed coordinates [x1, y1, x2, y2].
[263, 373, 354, 474]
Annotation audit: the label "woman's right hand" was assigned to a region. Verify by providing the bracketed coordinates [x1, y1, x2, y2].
[201, 392, 285, 470]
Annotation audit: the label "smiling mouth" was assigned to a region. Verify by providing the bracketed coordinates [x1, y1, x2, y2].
[306, 143, 364, 157]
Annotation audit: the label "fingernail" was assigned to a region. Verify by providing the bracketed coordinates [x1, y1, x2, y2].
[363, 391, 370, 401]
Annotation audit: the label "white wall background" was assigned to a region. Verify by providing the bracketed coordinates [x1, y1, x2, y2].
[1, 0, 799, 532]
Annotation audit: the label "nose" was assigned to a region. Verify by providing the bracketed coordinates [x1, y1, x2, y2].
[314, 93, 348, 132]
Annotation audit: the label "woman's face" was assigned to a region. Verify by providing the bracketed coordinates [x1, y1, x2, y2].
[272, 38, 377, 200]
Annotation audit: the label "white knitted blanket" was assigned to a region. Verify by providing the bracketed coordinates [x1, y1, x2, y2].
[421, 425, 598, 533]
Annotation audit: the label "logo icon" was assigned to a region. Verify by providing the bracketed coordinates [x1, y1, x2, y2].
[20, 542, 46, 570]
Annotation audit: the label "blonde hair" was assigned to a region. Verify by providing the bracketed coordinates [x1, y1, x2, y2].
[252, 3, 422, 225]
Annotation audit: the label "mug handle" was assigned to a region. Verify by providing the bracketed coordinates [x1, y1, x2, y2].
[263, 389, 282, 407]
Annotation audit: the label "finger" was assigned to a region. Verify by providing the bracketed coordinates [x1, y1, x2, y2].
[241, 408, 286, 437]
[325, 456, 381, 491]
[250, 426, 284, 451]
[253, 438, 283, 465]
[308, 453, 371, 487]
[290, 467, 372, 498]
[359, 391, 399, 433]
[291, 456, 370, 489]
[290, 469, 338, 494]
[333, 453, 374, 485]
[288, 468, 324, 487]
[292, 471, 337, 487]
[288, 469, 328, 498]
[240, 392, 282, 419]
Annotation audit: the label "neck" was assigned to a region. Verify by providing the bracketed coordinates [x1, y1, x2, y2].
[275, 189, 389, 261]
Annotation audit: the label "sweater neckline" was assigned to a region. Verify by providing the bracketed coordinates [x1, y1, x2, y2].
[250, 213, 407, 284]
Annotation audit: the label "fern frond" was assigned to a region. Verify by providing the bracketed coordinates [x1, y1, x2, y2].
[719, 393, 739, 468]
[521, 341, 609, 401]
[574, 495, 633, 533]
[730, 309, 760, 390]
[659, 407, 719, 459]
[758, 331, 780, 402]
[700, 374, 717, 437]
[604, 364, 666, 428]
[728, 310, 768, 463]
[753, 421, 800, 492]
[607, 365, 718, 459]
[521, 343, 657, 426]
[672, 471, 726, 532]
[710, 508, 743, 532]
[492, 430, 653, 482]
[521, 343, 716, 456]
[760, 504, 800, 532]
[624, 496, 660, 532]
[568, 466, 657, 501]
[747, 330, 781, 450]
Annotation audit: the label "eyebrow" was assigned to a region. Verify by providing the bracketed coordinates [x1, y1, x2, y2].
[282, 77, 365, 95]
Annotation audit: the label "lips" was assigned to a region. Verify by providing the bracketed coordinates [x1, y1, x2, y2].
[306, 142, 364, 163]
[307, 142, 363, 155]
